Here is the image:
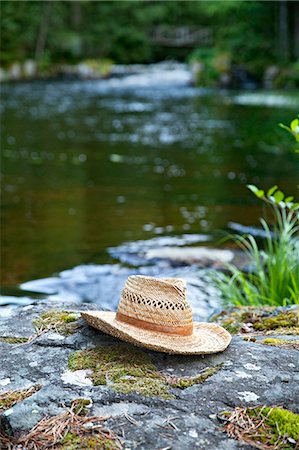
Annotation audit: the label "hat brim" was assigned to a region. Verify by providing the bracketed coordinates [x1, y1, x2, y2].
[81, 311, 231, 355]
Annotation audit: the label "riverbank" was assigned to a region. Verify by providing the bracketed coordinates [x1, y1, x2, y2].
[1, 299, 298, 449]
[1, 60, 298, 90]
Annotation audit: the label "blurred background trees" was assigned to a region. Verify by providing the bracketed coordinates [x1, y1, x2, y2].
[1, 0, 298, 69]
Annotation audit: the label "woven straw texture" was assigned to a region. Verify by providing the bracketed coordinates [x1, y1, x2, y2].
[118, 276, 192, 329]
[81, 275, 231, 355]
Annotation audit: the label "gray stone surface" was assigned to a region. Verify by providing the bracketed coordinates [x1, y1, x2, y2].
[0, 301, 298, 449]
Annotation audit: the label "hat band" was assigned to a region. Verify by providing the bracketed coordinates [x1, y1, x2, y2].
[115, 311, 193, 336]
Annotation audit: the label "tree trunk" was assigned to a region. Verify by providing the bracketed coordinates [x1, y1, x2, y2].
[71, 2, 82, 31]
[292, 1, 299, 59]
[35, 1, 52, 60]
[278, 0, 290, 60]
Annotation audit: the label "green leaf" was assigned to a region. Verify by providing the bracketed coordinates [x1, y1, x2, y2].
[247, 184, 259, 194]
[279, 123, 291, 132]
[290, 118, 299, 132]
[267, 185, 278, 197]
[256, 189, 265, 198]
[285, 196, 294, 203]
[273, 190, 284, 203]
[247, 184, 264, 198]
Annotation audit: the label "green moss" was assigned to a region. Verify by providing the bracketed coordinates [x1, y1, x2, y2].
[259, 337, 299, 350]
[33, 310, 80, 335]
[248, 406, 299, 448]
[0, 336, 28, 344]
[166, 364, 223, 388]
[0, 384, 41, 412]
[68, 345, 223, 399]
[71, 398, 91, 416]
[252, 311, 299, 331]
[221, 406, 299, 450]
[242, 336, 257, 342]
[59, 432, 119, 450]
[212, 307, 299, 335]
[68, 345, 172, 399]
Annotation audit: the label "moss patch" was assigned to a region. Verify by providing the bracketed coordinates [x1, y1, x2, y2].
[252, 311, 299, 331]
[165, 363, 223, 388]
[0, 384, 41, 412]
[0, 336, 29, 344]
[221, 406, 299, 450]
[33, 310, 80, 336]
[60, 432, 118, 450]
[71, 398, 92, 416]
[68, 345, 172, 399]
[212, 307, 299, 335]
[259, 337, 299, 350]
[68, 345, 222, 398]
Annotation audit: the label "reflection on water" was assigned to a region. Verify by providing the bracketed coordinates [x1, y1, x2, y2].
[1, 63, 298, 288]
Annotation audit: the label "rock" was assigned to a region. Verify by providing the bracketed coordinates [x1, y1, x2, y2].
[23, 60, 37, 78]
[0, 301, 298, 449]
[108, 237, 249, 270]
[144, 247, 234, 267]
[8, 62, 22, 80]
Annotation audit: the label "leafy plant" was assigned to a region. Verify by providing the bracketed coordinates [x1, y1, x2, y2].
[215, 119, 299, 307]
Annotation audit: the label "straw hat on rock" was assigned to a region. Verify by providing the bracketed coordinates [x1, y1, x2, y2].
[81, 275, 231, 355]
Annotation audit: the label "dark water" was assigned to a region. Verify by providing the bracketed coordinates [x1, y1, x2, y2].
[1, 63, 298, 290]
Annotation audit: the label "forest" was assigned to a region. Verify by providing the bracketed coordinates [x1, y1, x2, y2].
[1, 0, 299, 83]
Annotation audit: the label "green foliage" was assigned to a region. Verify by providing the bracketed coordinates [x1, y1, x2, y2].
[216, 118, 299, 307]
[189, 48, 231, 86]
[216, 192, 299, 306]
[279, 115, 299, 152]
[0, 0, 297, 71]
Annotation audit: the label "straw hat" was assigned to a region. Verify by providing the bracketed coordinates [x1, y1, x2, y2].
[81, 275, 231, 355]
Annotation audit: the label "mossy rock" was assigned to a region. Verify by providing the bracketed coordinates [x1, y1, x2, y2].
[60, 432, 119, 450]
[221, 405, 299, 449]
[0, 336, 29, 344]
[68, 345, 172, 399]
[68, 345, 222, 399]
[0, 385, 41, 413]
[211, 306, 299, 335]
[259, 338, 299, 350]
[70, 398, 92, 416]
[33, 310, 80, 336]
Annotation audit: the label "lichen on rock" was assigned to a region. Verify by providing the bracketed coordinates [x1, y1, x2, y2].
[32, 310, 80, 336]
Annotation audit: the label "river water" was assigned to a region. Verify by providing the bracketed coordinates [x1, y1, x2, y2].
[1, 63, 298, 311]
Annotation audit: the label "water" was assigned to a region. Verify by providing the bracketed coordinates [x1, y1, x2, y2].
[1, 63, 298, 300]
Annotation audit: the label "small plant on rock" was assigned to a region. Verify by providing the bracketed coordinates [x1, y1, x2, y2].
[215, 118, 299, 307]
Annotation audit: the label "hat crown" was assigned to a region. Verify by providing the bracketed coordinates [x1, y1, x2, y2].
[117, 275, 193, 333]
